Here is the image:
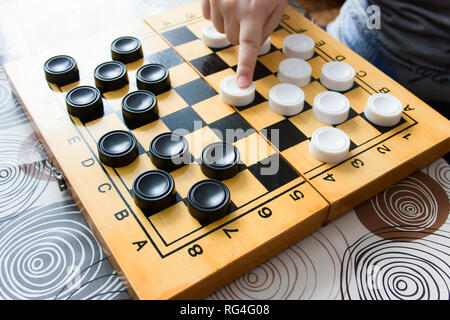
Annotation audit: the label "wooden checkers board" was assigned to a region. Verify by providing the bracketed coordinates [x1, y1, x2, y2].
[4, 1, 449, 299]
[147, 3, 450, 221]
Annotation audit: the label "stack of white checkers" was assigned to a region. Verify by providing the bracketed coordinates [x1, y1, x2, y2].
[217, 31, 404, 164]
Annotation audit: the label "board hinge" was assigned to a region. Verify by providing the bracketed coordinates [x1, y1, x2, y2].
[49, 163, 69, 192]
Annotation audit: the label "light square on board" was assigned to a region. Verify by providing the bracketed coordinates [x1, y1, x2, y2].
[216, 45, 239, 67]
[149, 201, 202, 245]
[344, 86, 371, 114]
[191, 95, 235, 124]
[308, 55, 327, 79]
[205, 68, 235, 93]
[337, 115, 382, 146]
[270, 28, 290, 49]
[281, 140, 323, 172]
[132, 119, 170, 150]
[258, 50, 286, 73]
[302, 80, 328, 106]
[186, 19, 207, 39]
[176, 39, 213, 61]
[171, 163, 208, 199]
[233, 131, 277, 167]
[115, 154, 157, 191]
[289, 108, 332, 138]
[156, 89, 189, 117]
[102, 85, 132, 101]
[184, 126, 222, 159]
[254, 74, 280, 99]
[84, 113, 128, 142]
[141, 33, 170, 56]
[223, 169, 268, 208]
[169, 62, 200, 88]
[241, 102, 285, 130]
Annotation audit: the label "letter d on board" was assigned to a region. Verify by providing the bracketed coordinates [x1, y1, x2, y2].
[82, 158, 95, 167]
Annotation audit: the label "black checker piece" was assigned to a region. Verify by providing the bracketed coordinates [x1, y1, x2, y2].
[133, 170, 177, 216]
[187, 179, 231, 224]
[94, 61, 128, 92]
[149, 132, 190, 172]
[111, 36, 143, 64]
[136, 63, 171, 95]
[201, 142, 240, 180]
[65, 85, 103, 122]
[122, 90, 158, 128]
[98, 130, 138, 167]
[44, 55, 79, 86]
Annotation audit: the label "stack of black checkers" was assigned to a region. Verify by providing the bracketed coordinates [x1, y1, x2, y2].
[43, 35, 238, 226]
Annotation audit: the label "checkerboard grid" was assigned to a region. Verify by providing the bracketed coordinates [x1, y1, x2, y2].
[66, 38, 300, 246]
[162, 24, 408, 160]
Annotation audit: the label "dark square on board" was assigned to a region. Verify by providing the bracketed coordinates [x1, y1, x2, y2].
[174, 78, 216, 105]
[231, 60, 272, 81]
[360, 113, 407, 134]
[162, 26, 197, 46]
[145, 48, 184, 69]
[161, 106, 206, 134]
[209, 112, 255, 143]
[261, 119, 308, 151]
[190, 54, 229, 77]
[234, 91, 266, 111]
[248, 154, 299, 192]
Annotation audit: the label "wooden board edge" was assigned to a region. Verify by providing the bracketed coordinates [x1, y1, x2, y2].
[170, 206, 328, 299]
[3, 64, 140, 300]
[326, 137, 450, 222]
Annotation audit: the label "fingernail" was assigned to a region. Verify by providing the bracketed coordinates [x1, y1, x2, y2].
[237, 75, 249, 88]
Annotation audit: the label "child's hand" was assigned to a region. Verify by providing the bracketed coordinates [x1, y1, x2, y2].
[201, 0, 287, 88]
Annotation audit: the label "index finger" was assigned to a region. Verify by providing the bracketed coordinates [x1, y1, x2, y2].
[236, 18, 263, 88]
